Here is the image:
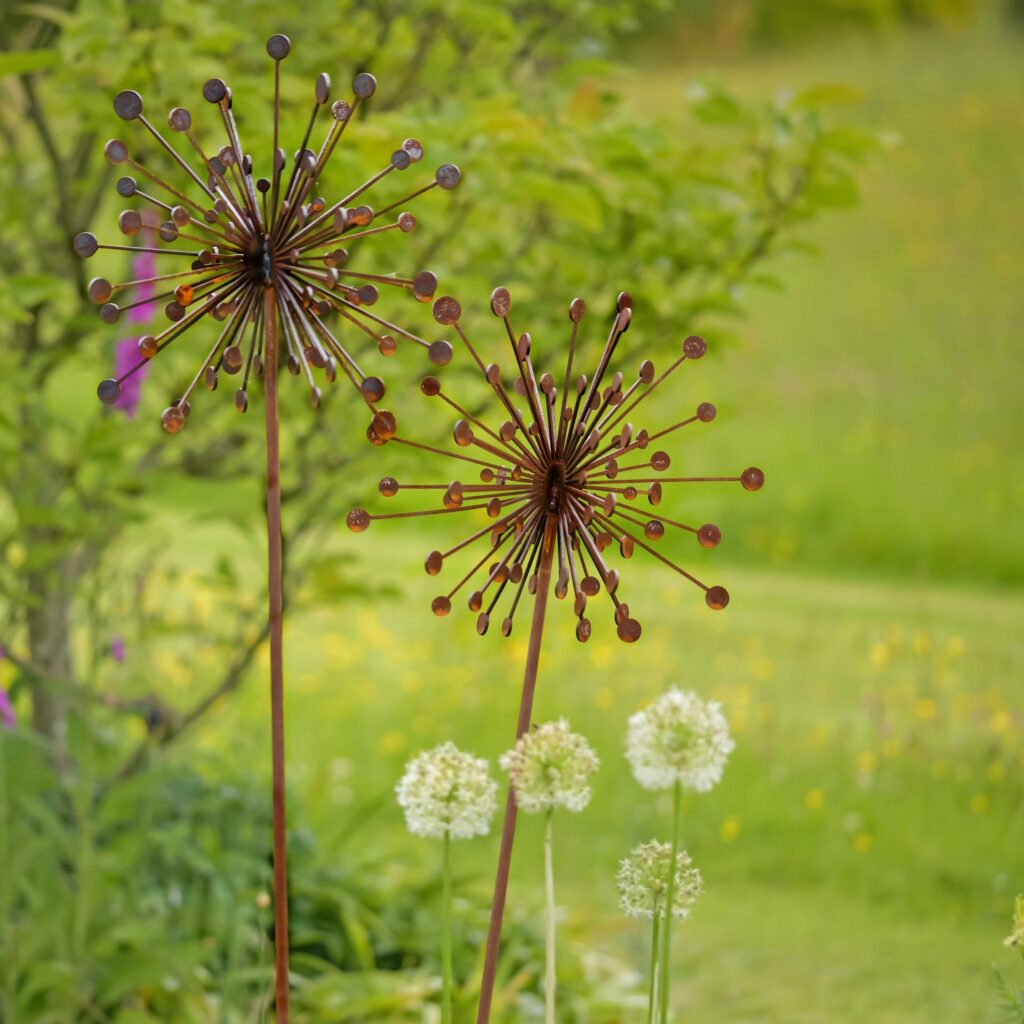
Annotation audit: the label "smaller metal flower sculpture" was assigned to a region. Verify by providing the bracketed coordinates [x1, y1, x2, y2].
[73, 34, 460, 1024]
[75, 33, 458, 436]
[346, 287, 763, 1023]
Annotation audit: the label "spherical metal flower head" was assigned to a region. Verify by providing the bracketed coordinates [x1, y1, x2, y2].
[499, 718, 599, 814]
[76, 34, 461, 435]
[347, 288, 764, 643]
[396, 741, 498, 840]
[616, 839, 702, 920]
[626, 688, 734, 792]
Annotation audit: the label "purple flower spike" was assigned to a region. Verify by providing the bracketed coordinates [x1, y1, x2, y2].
[0, 689, 15, 730]
[112, 245, 157, 418]
[111, 635, 126, 663]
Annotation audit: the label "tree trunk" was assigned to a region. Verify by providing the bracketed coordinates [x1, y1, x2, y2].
[25, 561, 73, 766]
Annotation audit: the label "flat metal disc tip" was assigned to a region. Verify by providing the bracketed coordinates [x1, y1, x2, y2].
[370, 410, 397, 440]
[359, 376, 385, 403]
[428, 340, 453, 366]
[432, 296, 461, 325]
[104, 139, 128, 164]
[161, 406, 186, 434]
[113, 89, 143, 121]
[73, 231, 98, 258]
[705, 586, 729, 611]
[87, 278, 112, 303]
[490, 286, 511, 317]
[435, 163, 461, 190]
[683, 335, 707, 359]
[413, 270, 437, 300]
[616, 618, 642, 643]
[202, 78, 228, 104]
[352, 72, 377, 98]
[698, 524, 722, 548]
[569, 297, 586, 322]
[741, 467, 765, 492]
[168, 107, 192, 132]
[266, 34, 291, 60]
[346, 508, 370, 533]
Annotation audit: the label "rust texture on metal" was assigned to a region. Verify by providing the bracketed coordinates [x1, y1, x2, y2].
[78, 33, 461, 439]
[348, 287, 764, 644]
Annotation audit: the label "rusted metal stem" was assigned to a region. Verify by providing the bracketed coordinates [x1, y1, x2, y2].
[477, 515, 557, 1024]
[264, 286, 290, 1024]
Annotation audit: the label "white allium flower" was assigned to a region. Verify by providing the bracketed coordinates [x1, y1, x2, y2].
[616, 840, 702, 920]
[499, 719, 600, 814]
[1005, 894, 1024, 950]
[625, 688, 734, 792]
[395, 741, 497, 840]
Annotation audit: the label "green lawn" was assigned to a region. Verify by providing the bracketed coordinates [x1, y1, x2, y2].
[180, 538, 1021, 1022]
[156, 19, 1023, 1023]
[621, 20, 1024, 587]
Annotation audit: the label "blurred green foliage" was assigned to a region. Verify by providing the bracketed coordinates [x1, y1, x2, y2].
[638, 0, 990, 54]
[0, 729, 642, 1022]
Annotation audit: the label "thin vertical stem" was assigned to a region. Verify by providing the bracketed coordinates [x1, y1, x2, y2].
[264, 286, 290, 1024]
[647, 909, 662, 1024]
[441, 831, 454, 1024]
[543, 810, 556, 1024]
[659, 781, 682, 1024]
[477, 515, 558, 1024]
[0, 736, 15, 1024]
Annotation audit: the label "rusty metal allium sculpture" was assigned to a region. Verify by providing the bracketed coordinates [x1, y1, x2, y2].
[346, 287, 763, 1022]
[74, 34, 460, 1023]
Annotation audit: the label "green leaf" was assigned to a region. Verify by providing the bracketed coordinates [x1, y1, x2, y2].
[0, 50, 59, 77]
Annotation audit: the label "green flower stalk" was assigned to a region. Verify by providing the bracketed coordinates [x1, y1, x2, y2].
[617, 841, 702, 1024]
[501, 720, 599, 1024]
[626, 689, 732, 1021]
[397, 742, 498, 1023]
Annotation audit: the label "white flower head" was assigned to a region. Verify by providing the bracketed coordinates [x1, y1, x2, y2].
[616, 840, 702, 920]
[396, 741, 497, 840]
[499, 719, 600, 814]
[625, 688, 734, 792]
[1005, 894, 1024, 952]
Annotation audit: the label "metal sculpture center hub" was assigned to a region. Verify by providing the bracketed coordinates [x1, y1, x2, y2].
[544, 460, 567, 512]
[245, 233, 274, 286]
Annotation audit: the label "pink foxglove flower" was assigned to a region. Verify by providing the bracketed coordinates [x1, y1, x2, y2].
[112, 245, 158, 418]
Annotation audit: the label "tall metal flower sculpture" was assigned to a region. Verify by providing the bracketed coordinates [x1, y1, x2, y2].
[74, 34, 460, 1023]
[346, 287, 763, 1022]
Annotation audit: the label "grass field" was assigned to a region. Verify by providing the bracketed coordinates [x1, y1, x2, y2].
[146, 19, 1024, 1023]
[179, 542, 1020, 1022]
